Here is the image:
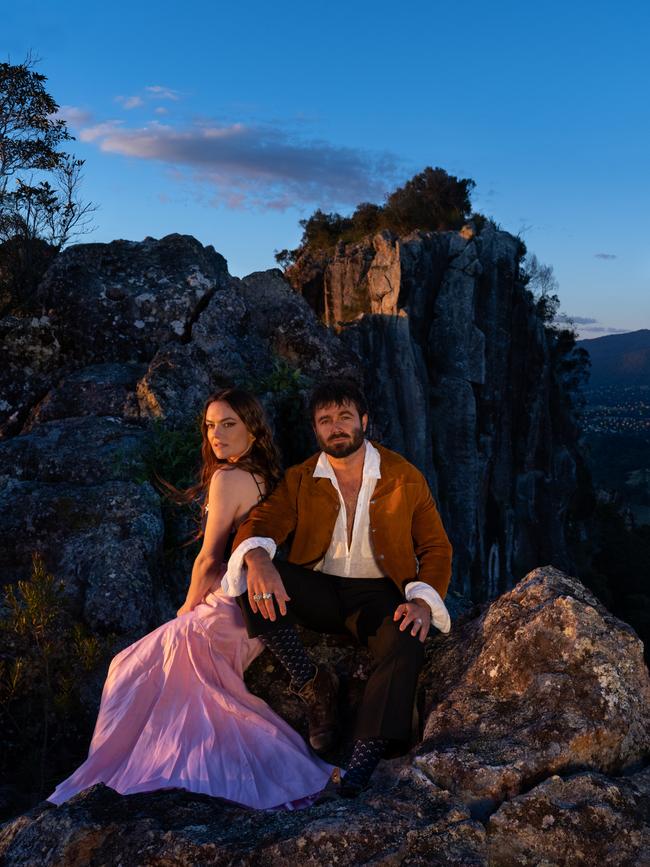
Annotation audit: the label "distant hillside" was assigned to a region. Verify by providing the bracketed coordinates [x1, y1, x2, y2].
[577, 329, 650, 388]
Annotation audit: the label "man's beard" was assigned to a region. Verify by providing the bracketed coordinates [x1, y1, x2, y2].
[318, 425, 365, 458]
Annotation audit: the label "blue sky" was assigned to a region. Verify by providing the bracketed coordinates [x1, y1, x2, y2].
[4, 0, 649, 338]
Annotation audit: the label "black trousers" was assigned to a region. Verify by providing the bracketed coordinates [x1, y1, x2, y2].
[237, 561, 425, 744]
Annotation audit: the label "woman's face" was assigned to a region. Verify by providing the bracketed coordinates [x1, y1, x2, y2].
[204, 400, 252, 461]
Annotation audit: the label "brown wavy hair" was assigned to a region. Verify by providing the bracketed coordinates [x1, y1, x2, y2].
[163, 388, 282, 528]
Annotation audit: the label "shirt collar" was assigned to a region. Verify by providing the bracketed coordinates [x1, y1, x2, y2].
[313, 439, 381, 480]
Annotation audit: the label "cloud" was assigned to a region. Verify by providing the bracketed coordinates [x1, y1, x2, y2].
[557, 315, 598, 325]
[145, 85, 181, 101]
[594, 252, 617, 260]
[579, 326, 630, 333]
[78, 118, 400, 210]
[56, 105, 93, 126]
[116, 95, 144, 110]
[557, 314, 631, 337]
[79, 120, 124, 142]
[154, 106, 169, 115]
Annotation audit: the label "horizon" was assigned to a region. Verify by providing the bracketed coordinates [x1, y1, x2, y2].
[4, 0, 649, 340]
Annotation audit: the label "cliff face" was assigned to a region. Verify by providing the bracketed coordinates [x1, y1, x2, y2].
[287, 226, 581, 599]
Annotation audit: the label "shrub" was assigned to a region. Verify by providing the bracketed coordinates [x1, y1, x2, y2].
[0, 554, 112, 808]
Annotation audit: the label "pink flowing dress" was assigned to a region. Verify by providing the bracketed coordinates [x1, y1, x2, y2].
[48, 585, 332, 809]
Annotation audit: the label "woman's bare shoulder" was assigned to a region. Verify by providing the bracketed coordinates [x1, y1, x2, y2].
[209, 467, 262, 492]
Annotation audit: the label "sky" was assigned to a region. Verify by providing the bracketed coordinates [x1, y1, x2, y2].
[4, 0, 649, 338]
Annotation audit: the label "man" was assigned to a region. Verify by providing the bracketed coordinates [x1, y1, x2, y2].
[223, 379, 452, 797]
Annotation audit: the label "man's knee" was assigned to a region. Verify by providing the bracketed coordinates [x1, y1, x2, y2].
[370, 616, 426, 664]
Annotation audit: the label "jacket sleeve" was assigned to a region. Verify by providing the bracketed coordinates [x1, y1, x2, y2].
[410, 475, 453, 598]
[232, 469, 299, 553]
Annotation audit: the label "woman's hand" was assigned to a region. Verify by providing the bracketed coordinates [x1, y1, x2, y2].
[393, 599, 431, 642]
[176, 600, 196, 617]
[245, 548, 291, 621]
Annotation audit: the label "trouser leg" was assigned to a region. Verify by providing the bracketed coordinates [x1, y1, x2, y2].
[343, 580, 425, 744]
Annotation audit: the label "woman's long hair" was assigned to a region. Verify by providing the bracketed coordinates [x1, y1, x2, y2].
[163, 388, 282, 530]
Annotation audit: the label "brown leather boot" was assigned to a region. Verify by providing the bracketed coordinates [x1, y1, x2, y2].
[293, 664, 339, 752]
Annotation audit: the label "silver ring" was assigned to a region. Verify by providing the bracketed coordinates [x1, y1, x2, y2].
[253, 593, 263, 601]
[262, 592, 273, 600]
[415, 618, 423, 626]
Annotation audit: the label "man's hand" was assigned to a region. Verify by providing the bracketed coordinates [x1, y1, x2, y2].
[245, 548, 291, 621]
[393, 599, 431, 642]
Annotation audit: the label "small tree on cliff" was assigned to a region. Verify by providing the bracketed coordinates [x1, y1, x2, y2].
[383, 166, 475, 233]
[275, 167, 476, 266]
[0, 57, 95, 305]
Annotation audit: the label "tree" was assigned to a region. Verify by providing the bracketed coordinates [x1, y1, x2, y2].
[521, 254, 561, 324]
[383, 166, 475, 233]
[0, 57, 95, 305]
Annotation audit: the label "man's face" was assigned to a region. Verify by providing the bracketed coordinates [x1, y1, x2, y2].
[313, 400, 368, 458]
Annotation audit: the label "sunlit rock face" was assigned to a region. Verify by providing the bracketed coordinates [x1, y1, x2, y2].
[414, 566, 650, 816]
[287, 226, 581, 600]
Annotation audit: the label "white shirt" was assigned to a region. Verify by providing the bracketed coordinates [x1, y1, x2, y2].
[222, 440, 451, 633]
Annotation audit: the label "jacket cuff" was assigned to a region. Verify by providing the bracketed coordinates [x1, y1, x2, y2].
[221, 537, 277, 597]
[404, 581, 451, 634]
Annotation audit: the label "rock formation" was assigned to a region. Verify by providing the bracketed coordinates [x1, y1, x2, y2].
[0, 229, 646, 863]
[1, 566, 648, 865]
[0, 236, 356, 636]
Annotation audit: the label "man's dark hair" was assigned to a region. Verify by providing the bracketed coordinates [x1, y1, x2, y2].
[308, 378, 369, 423]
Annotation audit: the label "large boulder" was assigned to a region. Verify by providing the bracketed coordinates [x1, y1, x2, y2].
[414, 566, 650, 815]
[487, 767, 650, 866]
[35, 234, 231, 364]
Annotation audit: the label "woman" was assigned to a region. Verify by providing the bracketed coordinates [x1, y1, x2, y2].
[49, 388, 332, 809]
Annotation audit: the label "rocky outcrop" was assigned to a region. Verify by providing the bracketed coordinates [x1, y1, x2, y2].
[287, 227, 582, 599]
[414, 566, 650, 816]
[1, 230, 646, 863]
[0, 776, 488, 866]
[487, 767, 650, 866]
[35, 233, 231, 362]
[1, 567, 648, 865]
[0, 236, 358, 635]
[136, 268, 356, 435]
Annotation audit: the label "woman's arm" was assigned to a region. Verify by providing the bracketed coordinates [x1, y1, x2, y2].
[177, 469, 248, 615]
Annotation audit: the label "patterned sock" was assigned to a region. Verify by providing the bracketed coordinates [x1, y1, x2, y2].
[343, 737, 389, 789]
[260, 626, 317, 692]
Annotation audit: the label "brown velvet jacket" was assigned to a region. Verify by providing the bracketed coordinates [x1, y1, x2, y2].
[232, 442, 453, 598]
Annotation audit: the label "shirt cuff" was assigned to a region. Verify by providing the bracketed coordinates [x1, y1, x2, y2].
[404, 581, 451, 634]
[221, 537, 277, 597]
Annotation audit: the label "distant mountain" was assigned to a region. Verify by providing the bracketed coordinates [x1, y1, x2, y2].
[577, 329, 650, 388]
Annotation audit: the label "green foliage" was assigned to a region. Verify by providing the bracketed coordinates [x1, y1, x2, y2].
[383, 166, 475, 234]
[279, 167, 476, 263]
[251, 357, 312, 396]
[0, 58, 95, 308]
[0, 554, 111, 806]
[140, 416, 203, 491]
[241, 358, 314, 466]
